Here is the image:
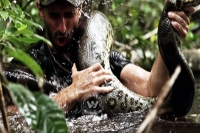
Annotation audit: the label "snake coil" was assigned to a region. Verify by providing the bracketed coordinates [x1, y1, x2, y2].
[1, 0, 200, 117]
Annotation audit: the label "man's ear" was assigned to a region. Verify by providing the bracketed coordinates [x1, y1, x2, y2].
[37, 2, 44, 20]
[77, 5, 82, 18]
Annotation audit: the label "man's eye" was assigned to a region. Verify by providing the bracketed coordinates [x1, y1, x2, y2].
[49, 13, 59, 19]
[65, 12, 74, 18]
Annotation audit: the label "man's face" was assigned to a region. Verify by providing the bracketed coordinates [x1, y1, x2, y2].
[38, 1, 82, 53]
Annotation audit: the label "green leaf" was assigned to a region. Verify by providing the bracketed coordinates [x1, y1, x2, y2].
[34, 34, 52, 46]
[5, 47, 43, 81]
[24, 19, 43, 31]
[7, 83, 38, 127]
[34, 92, 68, 133]
[8, 37, 27, 49]
[0, 11, 9, 20]
[2, 0, 10, 6]
[5, 26, 17, 35]
[8, 83, 68, 133]
[16, 4, 25, 18]
[15, 21, 27, 31]
[16, 38, 40, 44]
[15, 29, 34, 37]
[0, 17, 6, 35]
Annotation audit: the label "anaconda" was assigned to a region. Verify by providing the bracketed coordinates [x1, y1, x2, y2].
[76, 0, 200, 116]
[76, 11, 156, 114]
[158, 0, 200, 116]
[1, 0, 199, 116]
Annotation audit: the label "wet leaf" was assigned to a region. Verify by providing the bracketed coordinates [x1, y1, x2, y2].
[34, 92, 68, 133]
[8, 83, 68, 133]
[8, 83, 38, 127]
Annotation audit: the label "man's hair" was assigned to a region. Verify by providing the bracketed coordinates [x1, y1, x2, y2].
[39, 0, 83, 7]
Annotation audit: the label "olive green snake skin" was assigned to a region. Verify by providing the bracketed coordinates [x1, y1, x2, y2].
[76, 11, 156, 114]
[76, 0, 200, 116]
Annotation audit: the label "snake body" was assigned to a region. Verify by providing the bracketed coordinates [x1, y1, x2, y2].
[1, 0, 200, 116]
[2, 63, 65, 93]
[76, 11, 156, 114]
[76, 0, 200, 116]
[158, 0, 200, 116]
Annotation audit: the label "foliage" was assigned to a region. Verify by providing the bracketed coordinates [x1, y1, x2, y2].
[0, 0, 68, 132]
[8, 83, 68, 133]
[0, 0, 199, 132]
[82, 0, 200, 69]
[17, 0, 200, 70]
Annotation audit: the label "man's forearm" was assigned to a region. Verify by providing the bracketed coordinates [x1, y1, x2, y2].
[52, 85, 78, 113]
[148, 52, 170, 97]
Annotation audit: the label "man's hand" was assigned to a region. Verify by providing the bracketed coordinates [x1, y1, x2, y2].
[165, 0, 196, 38]
[71, 63, 113, 102]
[168, 6, 196, 38]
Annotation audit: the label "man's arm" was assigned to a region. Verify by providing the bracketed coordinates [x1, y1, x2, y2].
[120, 6, 196, 97]
[52, 63, 114, 112]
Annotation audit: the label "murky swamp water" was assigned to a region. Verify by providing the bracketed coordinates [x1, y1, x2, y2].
[66, 74, 200, 133]
[1, 74, 200, 133]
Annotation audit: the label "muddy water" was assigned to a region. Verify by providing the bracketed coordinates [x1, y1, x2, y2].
[186, 73, 200, 123]
[66, 74, 200, 133]
[1, 75, 200, 133]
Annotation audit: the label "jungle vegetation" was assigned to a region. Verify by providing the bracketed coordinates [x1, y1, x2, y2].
[0, 0, 199, 132]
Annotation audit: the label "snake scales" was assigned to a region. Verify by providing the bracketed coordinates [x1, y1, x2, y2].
[1, 0, 199, 116]
[158, 0, 200, 116]
[76, 11, 156, 115]
[76, 0, 199, 116]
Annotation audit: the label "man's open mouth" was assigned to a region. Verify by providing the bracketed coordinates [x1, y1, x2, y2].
[56, 37, 68, 46]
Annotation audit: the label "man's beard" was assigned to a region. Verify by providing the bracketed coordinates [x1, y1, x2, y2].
[47, 29, 74, 54]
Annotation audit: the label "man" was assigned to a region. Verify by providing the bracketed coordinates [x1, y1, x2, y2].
[8, 0, 196, 116]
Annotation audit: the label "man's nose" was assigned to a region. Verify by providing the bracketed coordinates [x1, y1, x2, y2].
[58, 18, 67, 33]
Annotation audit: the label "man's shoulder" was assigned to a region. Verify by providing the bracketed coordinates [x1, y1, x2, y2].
[27, 41, 48, 57]
[110, 50, 124, 59]
[27, 41, 44, 51]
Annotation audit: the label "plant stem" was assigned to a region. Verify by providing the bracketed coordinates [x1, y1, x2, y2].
[0, 64, 10, 133]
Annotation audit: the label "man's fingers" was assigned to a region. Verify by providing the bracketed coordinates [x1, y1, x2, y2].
[71, 63, 78, 74]
[94, 74, 113, 85]
[88, 63, 103, 72]
[93, 86, 114, 94]
[183, 6, 196, 17]
[168, 11, 190, 25]
[171, 20, 188, 38]
[168, 11, 189, 38]
[94, 69, 112, 77]
[80, 86, 113, 101]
